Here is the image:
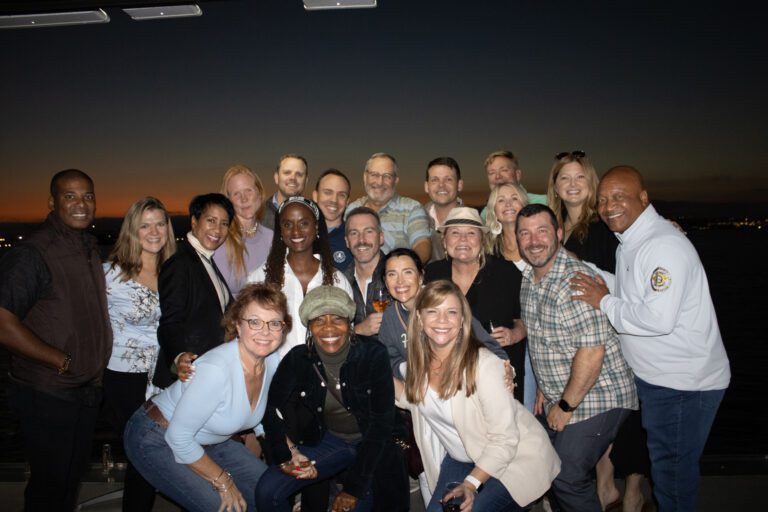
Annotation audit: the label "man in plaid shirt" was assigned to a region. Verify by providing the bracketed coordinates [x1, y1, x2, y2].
[517, 203, 637, 512]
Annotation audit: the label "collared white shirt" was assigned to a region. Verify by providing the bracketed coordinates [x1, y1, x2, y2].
[599, 205, 730, 391]
[248, 256, 354, 359]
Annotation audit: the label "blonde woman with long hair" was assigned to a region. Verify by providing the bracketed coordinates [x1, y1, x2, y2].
[103, 196, 176, 510]
[395, 280, 560, 512]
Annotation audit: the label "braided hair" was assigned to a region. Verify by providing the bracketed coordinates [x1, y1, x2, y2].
[263, 197, 336, 289]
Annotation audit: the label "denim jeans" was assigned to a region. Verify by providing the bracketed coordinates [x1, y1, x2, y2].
[635, 378, 725, 512]
[255, 432, 374, 512]
[523, 348, 537, 413]
[124, 406, 268, 512]
[540, 407, 630, 512]
[425, 454, 523, 512]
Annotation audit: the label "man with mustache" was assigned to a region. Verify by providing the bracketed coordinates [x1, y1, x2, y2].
[342, 207, 388, 337]
[345, 152, 432, 264]
[517, 203, 637, 512]
[262, 154, 308, 230]
[0, 169, 112, 511]
[572, 166, 730, 512]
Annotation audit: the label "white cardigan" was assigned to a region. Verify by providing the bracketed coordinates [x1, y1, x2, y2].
[397, 349, 561, 507]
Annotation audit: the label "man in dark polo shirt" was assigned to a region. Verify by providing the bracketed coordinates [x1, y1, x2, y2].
[0, 169, 112, 511]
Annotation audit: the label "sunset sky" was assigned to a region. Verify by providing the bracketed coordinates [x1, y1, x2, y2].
[1, 0, 766, 221]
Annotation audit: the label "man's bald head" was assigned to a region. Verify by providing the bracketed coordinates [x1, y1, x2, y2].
[602, 165, 645, 190]
[597, 165, 649, 234]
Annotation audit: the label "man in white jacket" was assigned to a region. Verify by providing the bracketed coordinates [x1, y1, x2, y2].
[572, 165, 730, 512]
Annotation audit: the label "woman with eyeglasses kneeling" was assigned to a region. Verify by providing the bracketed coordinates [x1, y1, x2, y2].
[395, 280, 561, 512]
[255, 285, 409, 512]
[124, 283, 290, 512]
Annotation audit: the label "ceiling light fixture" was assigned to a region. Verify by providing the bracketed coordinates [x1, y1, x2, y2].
[303, 1, 377, 10]
[0, 9, 109, 29]
[123, 4, 201, 21]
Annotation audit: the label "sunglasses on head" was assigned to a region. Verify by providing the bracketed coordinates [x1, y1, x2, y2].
[555, 150, 586, 159]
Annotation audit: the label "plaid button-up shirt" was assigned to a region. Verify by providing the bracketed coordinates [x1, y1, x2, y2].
[521, 247, 637, 424]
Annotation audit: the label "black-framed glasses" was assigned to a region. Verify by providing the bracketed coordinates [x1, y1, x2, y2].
[241, 318, 285, 331]
[555, 150, 586, 159]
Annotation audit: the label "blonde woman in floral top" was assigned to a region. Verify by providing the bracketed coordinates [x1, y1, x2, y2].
[103, 196, 176, 511]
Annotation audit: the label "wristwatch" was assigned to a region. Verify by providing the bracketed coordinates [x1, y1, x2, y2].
[558, 398, 577, 412]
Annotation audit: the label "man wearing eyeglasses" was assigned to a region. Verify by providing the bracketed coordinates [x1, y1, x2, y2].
[345, 152, 431, 264]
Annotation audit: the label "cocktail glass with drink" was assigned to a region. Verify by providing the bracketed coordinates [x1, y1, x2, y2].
[372, 288, 390, 313]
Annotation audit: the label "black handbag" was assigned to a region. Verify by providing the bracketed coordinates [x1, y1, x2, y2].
[397, 408, 424, 479]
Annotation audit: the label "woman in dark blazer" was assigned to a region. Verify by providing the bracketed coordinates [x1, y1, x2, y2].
[154, 193, 235, 389]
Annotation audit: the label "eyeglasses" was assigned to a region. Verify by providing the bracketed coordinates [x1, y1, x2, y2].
[241, 318, 285, 331]
[365, 170, 396, 182]
[555, 150, 586, 159]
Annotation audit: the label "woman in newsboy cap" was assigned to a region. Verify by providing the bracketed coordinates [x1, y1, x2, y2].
[255, 285, 409, 512]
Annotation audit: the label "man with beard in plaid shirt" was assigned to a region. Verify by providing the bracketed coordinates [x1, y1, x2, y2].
[516, 203, 637, 512]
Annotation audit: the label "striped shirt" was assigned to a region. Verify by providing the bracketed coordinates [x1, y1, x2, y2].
[521, 247, 637, 423]
[346, 193, 431, 254]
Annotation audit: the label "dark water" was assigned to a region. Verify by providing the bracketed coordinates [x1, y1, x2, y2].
[0, 229, 766, 466]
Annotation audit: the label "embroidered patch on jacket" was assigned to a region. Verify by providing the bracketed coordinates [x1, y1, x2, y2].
[333, 250, 347, 264]
[650, 267, 671, 291]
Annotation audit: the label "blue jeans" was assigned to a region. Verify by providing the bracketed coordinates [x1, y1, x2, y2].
[425, 454, 523, 512]
[635, 378, 725, 512]
[124, 406, 268, 512]
[523, 347, 537, 413]
[540, 407, 630, 512]
[255, 432, 373, 512]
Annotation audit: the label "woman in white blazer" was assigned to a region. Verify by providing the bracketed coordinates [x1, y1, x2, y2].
[395, 280, 560, 511]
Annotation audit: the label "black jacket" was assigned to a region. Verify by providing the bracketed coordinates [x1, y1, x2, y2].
[154, 241, 232, 388]
[262, 336, 408, 508]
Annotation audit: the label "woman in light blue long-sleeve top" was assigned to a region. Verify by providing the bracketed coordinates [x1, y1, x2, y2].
[124, 283, 291, 512]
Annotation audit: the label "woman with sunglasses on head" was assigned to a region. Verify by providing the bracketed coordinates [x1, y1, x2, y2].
[394, 280, 560, 512]
[214, 164, 274, 297]
[548, 151, 648, 512]
[255, 286, 409, 512]
[547, 151, 617, 272]
[124, 283, 290, 512]
[103, 196, 176, 511]
[248, 196, 353, 360]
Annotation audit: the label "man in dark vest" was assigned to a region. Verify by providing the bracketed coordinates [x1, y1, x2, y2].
[0, 169, 112, 511]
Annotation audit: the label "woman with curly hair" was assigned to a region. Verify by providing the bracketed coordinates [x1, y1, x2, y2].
[248, 196, 353, 359]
